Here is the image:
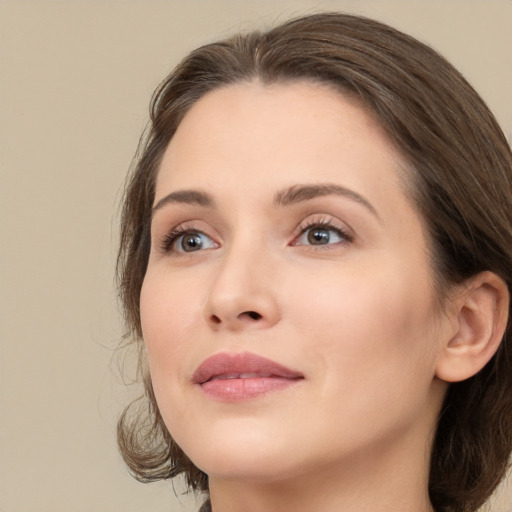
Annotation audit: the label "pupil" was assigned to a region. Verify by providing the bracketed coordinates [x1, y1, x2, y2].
[308, 228, 329, 245]
[182, 234, 202, 251]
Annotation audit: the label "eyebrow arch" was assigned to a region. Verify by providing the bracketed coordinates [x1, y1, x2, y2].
[152, 189, 215, 216]
[273, 183, 379, 218]
[152, 184, 379, 218]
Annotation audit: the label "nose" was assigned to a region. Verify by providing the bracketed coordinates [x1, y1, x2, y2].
[204, 243, 281, 331]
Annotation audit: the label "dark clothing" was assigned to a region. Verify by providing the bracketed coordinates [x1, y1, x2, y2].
[198, 498, 212, 512]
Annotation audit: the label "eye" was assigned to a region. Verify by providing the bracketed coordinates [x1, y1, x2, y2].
[161, 228, 218, 253]
[293, 221, 352, 247]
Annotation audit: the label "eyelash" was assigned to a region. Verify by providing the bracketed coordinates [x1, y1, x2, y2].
[159, 218, 353, 254]
[293, 219, 353, 246]
[159, 226, 211, 253]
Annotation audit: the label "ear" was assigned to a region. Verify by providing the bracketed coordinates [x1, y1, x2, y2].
[436, 271, 509, 383]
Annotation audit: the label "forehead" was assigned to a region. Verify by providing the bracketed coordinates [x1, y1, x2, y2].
[155, 80, 410, 212]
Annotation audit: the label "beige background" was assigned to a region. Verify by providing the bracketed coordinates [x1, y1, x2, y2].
[0, 1, 511, 511]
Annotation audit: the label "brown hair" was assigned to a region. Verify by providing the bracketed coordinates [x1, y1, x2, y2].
[117, 12, 512, 512]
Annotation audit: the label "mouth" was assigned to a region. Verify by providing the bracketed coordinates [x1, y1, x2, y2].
[192, 352, 304, 401]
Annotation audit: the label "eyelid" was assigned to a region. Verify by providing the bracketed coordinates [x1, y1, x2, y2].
[154, 214, 353, 255]
[158, 222, 219, 254]
[291, 216, 354, 246]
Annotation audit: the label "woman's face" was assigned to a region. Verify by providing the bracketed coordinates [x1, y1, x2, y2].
[141, 81, 450, 484]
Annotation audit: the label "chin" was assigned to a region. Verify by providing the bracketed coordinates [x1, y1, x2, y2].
[175, 420, 308, 484]
[195, 452, 306, 485]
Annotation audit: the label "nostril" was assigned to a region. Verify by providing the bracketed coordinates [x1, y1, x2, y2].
[243, 311, 262, 320]
[211, 314, 222, 324]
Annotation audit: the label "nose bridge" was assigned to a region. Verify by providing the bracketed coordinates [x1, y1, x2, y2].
[205, 230, 280, 330]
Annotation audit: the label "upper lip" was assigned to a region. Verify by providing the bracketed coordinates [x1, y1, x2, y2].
[192, 352, 304, 384]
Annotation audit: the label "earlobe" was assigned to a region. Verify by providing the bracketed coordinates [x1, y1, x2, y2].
[435, 271, 509, 383]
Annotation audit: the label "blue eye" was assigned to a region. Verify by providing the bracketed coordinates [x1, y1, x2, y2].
[294, 223, 351, 246]
[162, 229, 217, 253]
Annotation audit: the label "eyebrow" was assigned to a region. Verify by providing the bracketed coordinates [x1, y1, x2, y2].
[152, 189, 215, 216]
[152, 183, 379, 219]
[273, 183, 379, 218]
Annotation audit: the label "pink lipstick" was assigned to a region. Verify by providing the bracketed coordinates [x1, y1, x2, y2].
[192, 352, 304, 401]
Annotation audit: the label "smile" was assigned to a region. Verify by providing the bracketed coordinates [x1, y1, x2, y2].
[192, 352, 304, 401]
[210, 372, 275, 380]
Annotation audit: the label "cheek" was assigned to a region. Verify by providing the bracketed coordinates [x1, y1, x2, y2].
[139, 269, 208, 432]
[288, 260, 439, 380]
[287, 263, 441, 442]
[140, 270, 203, 379]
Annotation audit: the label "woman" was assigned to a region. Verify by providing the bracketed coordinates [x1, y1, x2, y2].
[117, 13, 512, 512]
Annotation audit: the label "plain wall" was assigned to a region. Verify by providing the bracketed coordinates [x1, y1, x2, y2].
[0, 1, 511, 511]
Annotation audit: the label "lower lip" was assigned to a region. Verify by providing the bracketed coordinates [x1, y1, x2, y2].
[200, 377, 301, 401]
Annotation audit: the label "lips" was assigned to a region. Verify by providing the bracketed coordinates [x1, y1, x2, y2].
[192, 352, 304, 401]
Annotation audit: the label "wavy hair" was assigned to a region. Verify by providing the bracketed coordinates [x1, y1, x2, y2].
[117, 13, 512, 512]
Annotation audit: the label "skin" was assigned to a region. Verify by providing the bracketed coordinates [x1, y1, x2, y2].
[140, 81, 458, 512]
